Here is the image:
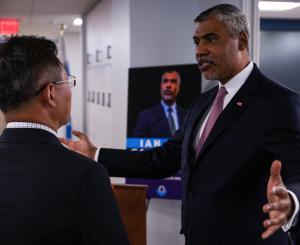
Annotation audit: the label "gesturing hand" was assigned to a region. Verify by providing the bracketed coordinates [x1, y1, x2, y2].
[59, 130, 97, 160]
[261, 160, 293, 239]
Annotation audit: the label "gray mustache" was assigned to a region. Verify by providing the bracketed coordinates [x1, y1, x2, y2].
[197, 57, 215, 65]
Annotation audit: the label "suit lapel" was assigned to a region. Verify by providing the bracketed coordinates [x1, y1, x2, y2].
[155, 103, 171, 135]
[195, 65, 263, 162]
[184, 87, 218, 158]
[177, 106, 186, 127]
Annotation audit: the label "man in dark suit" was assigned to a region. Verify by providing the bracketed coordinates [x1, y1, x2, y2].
[0, 36, 129, 245]
[132, 70, 187, 138]
[62, 4, 300, 245]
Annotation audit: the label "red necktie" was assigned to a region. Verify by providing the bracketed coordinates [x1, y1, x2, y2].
[195, 86, 228, 158]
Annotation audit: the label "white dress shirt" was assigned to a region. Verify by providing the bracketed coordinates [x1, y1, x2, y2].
[161, 100, 179, 131]
[194, 62, 254, 148]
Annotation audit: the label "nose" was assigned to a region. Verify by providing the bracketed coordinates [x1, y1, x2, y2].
[165, 83, 172, 89]
[195, 41, 208, 57]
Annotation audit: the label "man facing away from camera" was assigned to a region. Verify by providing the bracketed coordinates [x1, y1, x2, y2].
[0, 36, 129, 245]
[62, 4, 300, 245]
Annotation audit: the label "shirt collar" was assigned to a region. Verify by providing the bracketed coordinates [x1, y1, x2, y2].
[161, 100, 177, 113]
[219, 61, 254, 95]
[6, 122, 57, 137]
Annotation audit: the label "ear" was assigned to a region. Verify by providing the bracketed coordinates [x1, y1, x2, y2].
[41, 83, 57, 107]
[238, 31, 249, 51]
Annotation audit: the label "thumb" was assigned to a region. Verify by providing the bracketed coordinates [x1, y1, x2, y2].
[59, 137, 69, 145]
[270, 160, 282, 185]
[72, 130, 86, 140]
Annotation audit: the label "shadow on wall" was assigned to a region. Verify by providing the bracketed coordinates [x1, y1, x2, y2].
[0, 111, 6, 134]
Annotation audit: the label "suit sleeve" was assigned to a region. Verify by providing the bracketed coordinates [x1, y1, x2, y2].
[99, 131, 182, 179]
[98, 104, 194, 179]
[76, 163, 130, 245]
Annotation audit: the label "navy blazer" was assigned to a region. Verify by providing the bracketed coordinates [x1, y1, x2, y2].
[0, 128, 129, 245]
[132, 102, 187, 138]
[99, 65, 300, 245]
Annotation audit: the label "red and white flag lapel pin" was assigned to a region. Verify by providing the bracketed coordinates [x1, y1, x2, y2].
[236, 101, 243, 107]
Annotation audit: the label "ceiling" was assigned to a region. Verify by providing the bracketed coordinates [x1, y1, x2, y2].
[0, 0, 299, 40]
[260, 0, 300, 19]
[0, 0, 99, 39]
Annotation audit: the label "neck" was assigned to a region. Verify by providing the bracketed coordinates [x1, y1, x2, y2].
[162, 100, 175, 106]
[220, 59, 251, 85]
[4, 105, 59, 132]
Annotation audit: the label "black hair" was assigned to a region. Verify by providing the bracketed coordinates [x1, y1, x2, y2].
[0, 35, 62, 112]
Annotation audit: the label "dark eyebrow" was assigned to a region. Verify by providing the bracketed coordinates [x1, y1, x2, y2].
[193, 32, 218, 41]
[203, 32, 218, 39]
[163, 78, 177, 83]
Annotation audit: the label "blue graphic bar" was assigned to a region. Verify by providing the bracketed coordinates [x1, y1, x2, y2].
[127, 138, 168, 149]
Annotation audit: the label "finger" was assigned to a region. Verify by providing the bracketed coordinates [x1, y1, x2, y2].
[72, 130, 86, 139]
[263, 214, 287, 228]
[261, 224, 281, 239]
[270, 160, 282, 185]
[59, 137, 69, 145]
[272, 186, 288, 199]
[263, 200, 290, 213]
[263, 199, 290, 214]
[263, 203, 271, 213]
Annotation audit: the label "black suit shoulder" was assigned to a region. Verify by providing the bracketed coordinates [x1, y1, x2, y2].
[139, 103, 164, 121]
[38, 144, 130, 245]
[259, 72, 298, 97]
[55, 143, 102, 169]
[0, 129, 130, 245]
[251, 70, 300, 126]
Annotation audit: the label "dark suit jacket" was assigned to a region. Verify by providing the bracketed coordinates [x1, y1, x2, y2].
[131, 102, 187, 138]
[0, 128, 129, 245]
[291, 230, 300, 245]
[99, 65, 300, 245]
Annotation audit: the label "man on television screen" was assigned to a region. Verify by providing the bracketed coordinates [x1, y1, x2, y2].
[132, 70, 187, 138]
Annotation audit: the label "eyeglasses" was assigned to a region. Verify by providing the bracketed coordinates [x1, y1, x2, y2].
[53, 75, 76, 87]
[34, 75, 76, 96]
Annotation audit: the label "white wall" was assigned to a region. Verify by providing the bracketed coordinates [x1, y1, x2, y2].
[130, 0, 200, 67]
[84, 0, 130, 149]
[57, 32, 83, 137]
[111, 0, 130, 148]
[66, 33, 84, 132]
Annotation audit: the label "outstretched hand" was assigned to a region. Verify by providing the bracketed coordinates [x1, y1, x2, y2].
[59, 130, 97, 160]
[261, 160, 294, 239]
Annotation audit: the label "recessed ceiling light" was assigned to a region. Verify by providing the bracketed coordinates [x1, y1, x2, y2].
[73, 18, 83, 26]
[259, 1, 300, 11]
